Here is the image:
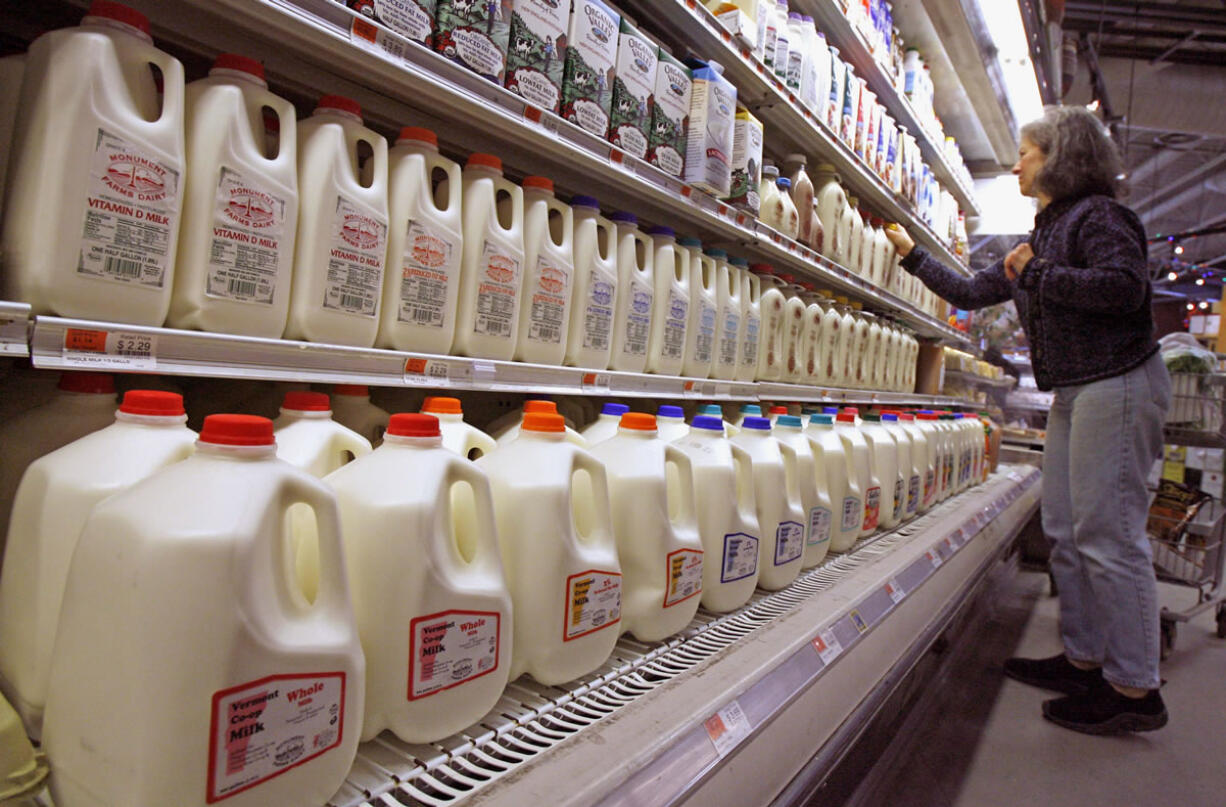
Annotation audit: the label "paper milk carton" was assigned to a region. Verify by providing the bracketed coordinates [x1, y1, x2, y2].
[349, 0, 437, 44]
[434, 0, 513, 83]
[561, 0, 620, 138]
[504, 0, 569, 112]
[648, 49, 691, 177]
[608, 18, 657, 159]
[683, 59, 738, 198]
[725, 107, 763, 214]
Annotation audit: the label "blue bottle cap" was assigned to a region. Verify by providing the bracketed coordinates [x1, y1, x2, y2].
[609, 211, 638, 225]
[658, 405, 685, 418]
[678, 236, 703, 248]
[823, 406, 839, 414]
[777, 415, 803, 428]
[777, 177, 792, 189]
[571, 195, 600, 209]
[810, 414, 834, 425]
[699, 404, 724, 416]
[704, 247, 728, 259]
[646, 225, 675, 238]
[882, 413, 899, 422]
[740, 404, 762, 415]
[743, 416, 772, 430]
[601, 403, 630, 416]
[692, 415, 725, 432]
[729, 256, 749, 268]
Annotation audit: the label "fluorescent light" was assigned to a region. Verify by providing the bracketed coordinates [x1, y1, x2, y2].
[1187, 303, 1196, 310]
[1175, 245, 1185, 255]
[1168, 271, 1179, 281]
[1200, 301, 1210, 310]
[1197, 278, 1205, 286]
[972, 0, 1045, 126]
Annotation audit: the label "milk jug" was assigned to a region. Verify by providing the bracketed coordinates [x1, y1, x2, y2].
[813, 164, 845, 261]
[513, 176, 574, 364]
[863, 312, 885, 390]
[671, 416, 760, 612]
[880, 413, 913, 523]
[2, 2, 185, 326]
[774, 177, 801, 239]
[755, 265, 787, 381]
[954, 413, 972, 492]
[850, 302, 871, 388]
[858, 211, 876, 280]
[608, 212, 654, 373]
[938, 414, 958, 500]
[698, 404, 740, 438]
[0, 391, 195, 739]
[733, 417, 805, 589]
[896, 413, 928, 517]
[680, 238, 717, 379]
[780, 276, 808, 384]
[915, 412, 941, 510]
[860, 414, 901, 530]
[798, 284, 827, 385]
[782, 154, 815, 246]
[323, 413, 511, 743]
[453, 153, 525, 359]
[329, 384, 389, 445]
[564, 195, 617, 370]
[491, 399, 587, 447]
[806, 414, 861, 552]
[711, 250, 743, 380]
[835, 193, 857, 270]
[921, 412, 950, 503]
[589, 414, 703, 641]
[758, 164, 784, 232]
[645, 227, 690, 376]
[273, 391, 373, 477]
[733, 404, 763, 428]
[870, 216, 892, 289]
[835, 412, 879, 536]
[580, 402, 630, 445]
[377, 127, 464, 353]
[421, 396, 497, 459]
[845, 198, 864, 277]
[656, 404, 689, 442]
[736, 261, 762, 383]
[774, 415, 832, 568]
[42, 414, 364, 807]
[815, 292, 841, 387]
[477, 413, 620, 684]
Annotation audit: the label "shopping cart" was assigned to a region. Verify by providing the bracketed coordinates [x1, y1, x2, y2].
[1164, 371, 1226, 446]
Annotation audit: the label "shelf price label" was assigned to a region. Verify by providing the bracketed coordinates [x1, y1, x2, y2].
[704, 700, 751, 758]
[350, 17, 407, 64]
[404, 357, 470, 386]
[0, 312, 26, 353]
[885, 578, 905, 605]
[582, 372, 611, 392]
[812, 628, 842, 665]
[927, 549, 943, 569]
[62, 328, 156, 370]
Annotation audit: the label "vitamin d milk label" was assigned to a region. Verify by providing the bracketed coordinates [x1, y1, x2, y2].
[474, 238, 522, 337]
[664, 548, 703, 607]
[662, 290, 688, 359]
[397, 220, 459, 327]
[774, 521, 804, 565]
[206, 166, 287, 305]
[582, 274, 614, 350]
[207, 672, 345, 803]
[78, 129, 181, 289]
[808, 507, 831, 546]
[564, 570, 621, 640]
[841, 495, 861, 531]
[525, 255, 571, 344]
[622, 278, 652, 355]
[718, 309, 740, 366]
[721, 532, 758, 583]
[325, 195, 387, 316]
[408, 610, 501, 699]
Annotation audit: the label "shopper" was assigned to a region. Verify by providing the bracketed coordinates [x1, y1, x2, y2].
[884, 106, 1170, 735]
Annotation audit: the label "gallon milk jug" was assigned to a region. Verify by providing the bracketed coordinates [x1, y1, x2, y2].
[377, 127, 464, 353]
[835, 192, 857, 269]
[863, 312, 884, 390]
[579, 402, 630, 446]
[169, 54, 298, 338]
[848, 302, 869, 388]
[733, 403, 763, 428]
[813, 164, 846, 261]
[671, 416, 760, 612]
[782, 154, 815, 246]
[732, 417, 805, 590]
[589, 413, 703, 642]
[710, 250, 743, 380]
[453, 153, 525, 360]
[421, 396, 497, 459]
[774, 177, 800, 239]
[895, 412, 927, 517]
[0, 390, 195, 739]
[2, 1, 185, 326]
[780, 276, 808, 384]
[329, 384, 389, 446]
[656, 404, 689, 442]
[42, 414, 364, 807]
[758, 164, 784, 232]
[858, 211, 876, 280]
[827, 297, 853, 388]
[937, 413, 957, 501]
[754, 265, 787, 381]
[477, 412, 620, 684]
[564, 196, 617, 370]
[699, 403, 740, 437]
[835, 412, 878, 536]
[645, 227, 690, 376]
[860, 414, 901, 530]
[915, 412, 941, 510]
[273, 391, 373, 477]
[285, 95, 389, 347]
[881, 413, 915, 523]
[736, 260, 761, 383]
[774, 415, 833, 568]
[806, 414, 861, 552]
[608, 212, 654, 373]
[922, 411, 950, 503]
[323, 413, 511, 743]
[514, 176, 574, 365]
[491, 399, 587, 447]
[680, 237, 717, 379]
[870, 215, 892, 289]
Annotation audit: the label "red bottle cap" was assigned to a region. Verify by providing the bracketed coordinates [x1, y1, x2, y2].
[522, 176, 554, 191]
[837, 413, 857, 423]
[57, 371, 115, 394]
[387, 413, 440, 437]
[211, 54, 264, 79]
[333, 384, 369, 396]
[86, 1, 151, 35]
[315, 94, 362, 119]
[120, 390, 185, 416]
[750, 263, 774, 275]
[199, 414, 274, 446]
[397, 126, 438, 146]
[422, 396, 462, 415]
[770, 406, 788, 415]
[523, 413, 565, 433]
[282, 391, 330, 411]
[466, 153, 503, 171]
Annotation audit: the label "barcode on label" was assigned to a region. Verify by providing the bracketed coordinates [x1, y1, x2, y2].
[340, 293, 366, 311]
[105, 256, 142, 278]
[227, 278, 258, 297]
[412, 309, 438, 324]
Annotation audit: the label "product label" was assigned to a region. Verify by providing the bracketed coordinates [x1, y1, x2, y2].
[787, 49, 804, 91]
[808, 507, 832, 547]
[726, 115, 763, 214]
[207, 672, 344, 803]
[621, 277, 652, 356]
[907, 474, 920, 514]
[720, 532, 759, 583]
[741, 313, 760, 368]
[663, 548, 703, 607]
[694, 301, 716, 363]
[205, 166, 288, 305]
[609, 24, 657, 159]
[504, 0, 567, 111]
[841, 494, 861, 531]
[863, 485, 881, 530]
[408, 609, 500, 700]
[325, 195, 387, 317]
[397, 220, 459, 327]
[582, 274, 614, 350]
[561, 0, 618, 137]
[662, 289, 688, 359]
[773, 520, 804, 566]
[893, 478, 905, 521]
[373, 0, 435, 44]
[648, 55, 691, 176]
[78, 128, 181, 289]
[924, 469, 936, 506]
[718, 308, 740, 367]
[526, 254, 571, 344]
[473, 238, 522, 338]
[564, 570, 621, 640]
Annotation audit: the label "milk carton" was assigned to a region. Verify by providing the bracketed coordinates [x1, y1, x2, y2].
[561, 0, 620, 138]
[647, 49, 691, 177]
[683, 59, 737, 198]
[504, 0, 568, 112]
[725, 107, 763, 214]
[608, 18, 657, 159]
[356, 0, 436, 45]
[434, 0, 512, 83]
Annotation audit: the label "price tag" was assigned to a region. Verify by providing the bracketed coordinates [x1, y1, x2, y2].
[62, 328, 156, 370]
[680, 185, 694, 200]
[583, 372, 611, 391]
[0, 311, 26, 353]
[885, 578, 905, 604]
[704, 700, 751, 758]
[849, 610, 868, 634]
[812, 627, 842, 665]
[470, 361, 494, 383]
[683, 380, 702, 398]
[404, 357, 470, 385]
[944, 536, 956, 553]
[927, 549, 943, 569]
[350, 17, 407, 64]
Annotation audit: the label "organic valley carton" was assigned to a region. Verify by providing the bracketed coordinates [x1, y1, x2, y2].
[683, 59, 738, 198]
[561, 0, 621, 138]
[725, 107, 763, 214]
[504, 0, 569, 112]
[435, 0, 513, 83]
[350, 0, 437, 45]
[608, 18, 658, 159]
[648, 48, 691, 177]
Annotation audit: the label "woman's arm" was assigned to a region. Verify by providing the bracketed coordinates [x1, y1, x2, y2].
[900, 247, 1014, 311]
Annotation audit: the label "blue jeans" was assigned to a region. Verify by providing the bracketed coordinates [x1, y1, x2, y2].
[1041, 351, 1171, 690]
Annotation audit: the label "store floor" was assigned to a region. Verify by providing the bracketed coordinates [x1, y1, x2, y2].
[848, 569, 1226, 807]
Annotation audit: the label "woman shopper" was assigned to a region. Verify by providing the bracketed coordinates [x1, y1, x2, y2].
[884, 105, 1171, 735]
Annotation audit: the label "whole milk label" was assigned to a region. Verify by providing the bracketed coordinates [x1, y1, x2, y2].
[582, 272, 614, 350]
[474, 238, 522, 338]
[78, 128, 181, 289]
[397, 219, 459, 327]
[863, 485, 881, 530]
[526, 254, 572, 344]
[663, 548, 703, 607]
[206, 166, 288, 305]
[661, 289, 688, 359]
[621, 278, 652, 356]
[841, 495, 861, 532]
[207, 672, 344, 803]
[774, 521, 805, 565]
[564, 570, 621, 640]
[408, 610, 500, 699]
[808, 507, 831, 547]
[720, 532, 758, 583]
[325, 195, 387, 317]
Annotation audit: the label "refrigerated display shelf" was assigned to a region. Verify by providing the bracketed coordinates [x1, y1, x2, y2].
[0, 302, 30, 358]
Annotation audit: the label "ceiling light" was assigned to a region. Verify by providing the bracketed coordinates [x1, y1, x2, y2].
[1200, 301, 1210, 310]
[1168, 271, 1179, 281]
[971, 0, 1045, 126]
[1187, 303, 1196, 310]
[1175, 245, 1185, 255]
[1196, 278, 1205, 286]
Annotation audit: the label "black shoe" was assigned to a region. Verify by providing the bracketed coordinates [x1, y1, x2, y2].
[1003, 653, 1103, 695]
[1042, 683, 1168, 735]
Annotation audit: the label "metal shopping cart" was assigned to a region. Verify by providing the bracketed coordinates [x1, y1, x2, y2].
[1164, 371, 1226, 447]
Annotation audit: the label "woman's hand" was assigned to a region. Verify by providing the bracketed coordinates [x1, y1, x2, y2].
[1005, 243, 1035, 280]
[882, 222, 915, 257]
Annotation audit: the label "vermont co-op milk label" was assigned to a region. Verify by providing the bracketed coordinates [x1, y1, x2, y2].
[435, 0, 512, 83]
[561, 0, 620, 137]
[648, 51, 691, 177]
[474, 237, 522, 337]
[364, 0, 436, 45]
[609, 19, 657, 159]
[661, 288, 688, 361]
[408, 610, 501, 699]
[206, 166, 289, 305]
[504, 0, 568, 112]
[664, 548, 703, 608]
[397, 221, 459, 327]
[564, 570, 621, 640]
[79, 128, 182, 289]
[326, 195, 388, 316]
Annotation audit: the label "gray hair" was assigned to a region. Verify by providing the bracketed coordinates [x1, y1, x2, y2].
[1020, 106, 1125, 201]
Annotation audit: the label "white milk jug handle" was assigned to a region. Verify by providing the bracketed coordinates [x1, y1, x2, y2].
[777, 441, 802, 503]
[729, 442, 758, 524]
[274, 473, 351, 623]
[663, 443, 698, 533]
[571, 449, 614, 551]
[442, 459, 506, 579]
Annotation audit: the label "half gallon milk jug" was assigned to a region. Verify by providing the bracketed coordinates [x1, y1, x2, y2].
[782, 154, 815, 246]
[915, 412, 941, 510]
[860, 414, 901, 530]
[329, 384, 389, 446]
[680, 237, 717, 379]
[514, 176, 574, 365]
[733, 403, 763, 429]
[799, 284, 827, 385]
[589, 413, 702, 642]
[564, 196, 616, 370]
[656, 404, 689, 442]
[755, 265, 786, 381]
[736, 259, 761, 383]
[835, 192, 856, 269]
[896, 412, 928, 517]
[864, 312, 884, 390]
[377, 127, 464, 353]
[579, 402, 630, 446]
[774, 415, 832, 568]
[881, 413, 915, 523]
[273, 391, 373, 477]
[608, 212, 654, 373]
[710, 250, 743, 380]
[491, 399, 587, 446]
[169, 54, 298, 338]
[858, 212, 876, 280]
[453, 154, 525, 360]
[806, 414, 861, 552]
[477, 413, 620, 684]
[42, 415, 364, 807]
[835, 412, 878, 536]
[324, 414, 511, 743]
[0, 391, 195, 739]
[699, 403, 740, 437]
[645, 227, 690, 377]
[421, 396, 497, 459]
[924, 411, 951, 503]
[732, 417, 805, 590]
[813, 164, 846, 261]
[671, 416, 760, 612]
[845, 199, 864, 276]
[2, 1, 184, 325]
[938, 413, 957, 500]
[780, 276, 807, 384]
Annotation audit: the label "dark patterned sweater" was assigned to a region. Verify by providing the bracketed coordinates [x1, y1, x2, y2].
[900, 193, 1158, 391]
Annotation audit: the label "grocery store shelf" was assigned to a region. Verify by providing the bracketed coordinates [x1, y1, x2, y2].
[0, 302, 30, 357]
[757, 380, 962, 408]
